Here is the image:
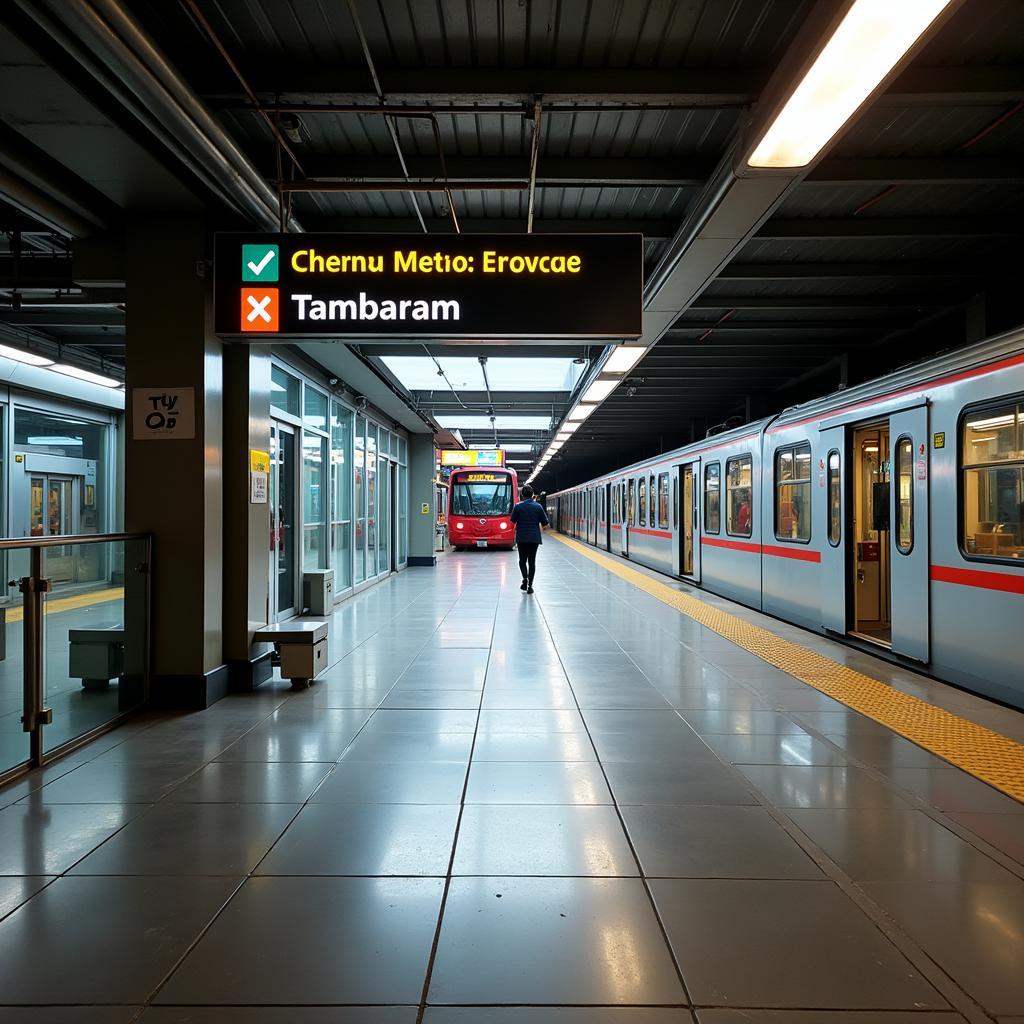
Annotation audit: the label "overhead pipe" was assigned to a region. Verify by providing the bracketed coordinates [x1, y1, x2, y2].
[20, 0, 295, 231]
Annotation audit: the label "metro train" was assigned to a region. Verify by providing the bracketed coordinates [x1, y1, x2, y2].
[550, 329, 1024, 710]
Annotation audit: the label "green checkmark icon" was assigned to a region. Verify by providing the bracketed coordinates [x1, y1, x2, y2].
[242, 243, 279, 282]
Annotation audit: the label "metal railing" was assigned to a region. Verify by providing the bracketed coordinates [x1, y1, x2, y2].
[0, 532, 151, 783]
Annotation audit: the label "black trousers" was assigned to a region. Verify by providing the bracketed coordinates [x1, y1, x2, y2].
[517, 541, 540, 584]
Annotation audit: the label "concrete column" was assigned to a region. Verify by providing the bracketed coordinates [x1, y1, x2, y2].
[124, 215, 226, 707]
[222, 345, 272, 690]
[407, 434, 437, 566]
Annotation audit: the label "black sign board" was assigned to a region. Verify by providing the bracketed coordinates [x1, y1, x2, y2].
[214, 233, 642, 339]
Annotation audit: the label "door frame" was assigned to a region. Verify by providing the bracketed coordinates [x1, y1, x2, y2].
[677, 459, 701, 582]
[819, 426, 846, 634]
[271, 420, 300, 621]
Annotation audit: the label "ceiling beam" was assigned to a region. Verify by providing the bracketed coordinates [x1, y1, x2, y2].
[302, 216, 677, 240]
[806, 157, 1024, 186]
[756, 217, 1023, 239]
[662, 321, 892, 333]
[0, 310, 124, 328]
[690, 295, 949, 310]
[718, 262, 1010, 280]
[206, 65, 1024, 108]
[296, 156, 710, 188]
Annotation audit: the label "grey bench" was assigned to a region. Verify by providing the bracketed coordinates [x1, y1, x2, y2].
[68, 623, 124, 690]
[253, 620, 329, 690]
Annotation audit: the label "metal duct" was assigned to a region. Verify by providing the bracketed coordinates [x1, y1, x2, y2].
[17, 0, 296, 232]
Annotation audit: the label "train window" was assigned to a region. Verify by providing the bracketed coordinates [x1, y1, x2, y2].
[611, 486, 619, 525]
[896, 436, 914, 554]
[725, 455, 753, 538]
[649, 475, 656, 526]
[628, 479, 635, 525]
[775, 442, 812, 543]
[961, 399, 1024, 561]
[658, 473, 669, 529]
[638, 477, 647, 525]
[827, 450, 841, 547]
[704, 463, 721, 534]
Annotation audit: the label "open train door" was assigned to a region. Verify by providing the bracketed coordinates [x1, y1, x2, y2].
[678, 459, 701, 582]
[889, 405, 930, 663]
[818, 426, 846, 634]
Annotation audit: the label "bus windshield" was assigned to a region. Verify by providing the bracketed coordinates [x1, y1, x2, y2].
[451, 479, 513, 516]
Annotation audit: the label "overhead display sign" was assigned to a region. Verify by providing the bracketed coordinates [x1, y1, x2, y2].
[440, 449, 505, 467]
[214, 233, 642, 339]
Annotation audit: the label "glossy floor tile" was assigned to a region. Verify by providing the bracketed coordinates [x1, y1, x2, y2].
[0, 544, 1021, 1020]
[428, 876, 686, 1005]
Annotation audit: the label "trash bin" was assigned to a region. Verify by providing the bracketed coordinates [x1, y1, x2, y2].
[303, 569, 334, 615]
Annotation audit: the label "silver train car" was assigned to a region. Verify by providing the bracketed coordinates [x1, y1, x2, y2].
[551, 329, 1024, 710]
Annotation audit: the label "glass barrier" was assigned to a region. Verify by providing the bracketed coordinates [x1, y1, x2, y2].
[0, 534, 149, 775]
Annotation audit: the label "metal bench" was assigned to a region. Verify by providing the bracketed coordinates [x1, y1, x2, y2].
[68, 622, 124, 690]
[253, 620, 329, 690]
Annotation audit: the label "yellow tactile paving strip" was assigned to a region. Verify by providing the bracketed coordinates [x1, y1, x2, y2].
[4, 587, 124, 624]
[553, 533, 1024, 803]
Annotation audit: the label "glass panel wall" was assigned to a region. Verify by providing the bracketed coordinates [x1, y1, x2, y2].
[354, 415, 366, 584]
[366, 422, 378, 577]
[398, 464, 408, 565]
[331, 402, 353, 590]
[271, 365, 300, 417]
[302, 432, 327, 570]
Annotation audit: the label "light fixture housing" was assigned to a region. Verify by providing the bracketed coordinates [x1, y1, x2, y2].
[581, 377, 617, 403]
[50, 364, 122, 388]
[560, 421, 580, 434]
[604, 345, 647, 374]
[0, 344, 54, 367]
[748, 0, 955, 169]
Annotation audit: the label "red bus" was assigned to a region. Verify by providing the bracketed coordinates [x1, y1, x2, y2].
[447, 466, 519, 550]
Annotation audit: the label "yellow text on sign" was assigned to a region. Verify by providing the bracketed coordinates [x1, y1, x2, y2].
[250, 449, 270, 474]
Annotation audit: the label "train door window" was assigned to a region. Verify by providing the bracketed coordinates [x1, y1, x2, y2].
[961, 398, 1024, 561]
[638, 477, 647, 525]
[827, 450, 841, 547]
[628, 479, 635, 525]
[658, 473, 669, 529]
[612, 485, 619, 525]
[895, 436, 914, 554]
[704, 463, 721, 534]
[775, 443, 812, 542]
[648, 475, 655, 525]
[725, 455, 753, 537]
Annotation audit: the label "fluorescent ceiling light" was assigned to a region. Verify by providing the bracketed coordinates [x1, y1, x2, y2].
[470, 442, 533, 452]
[0, 344, 54, 367]
[507, 459, 533, 464]
[556, 434, 570, 442]
[436, 415, 551, 430]
[50, 364, 122, 388]
[567, 403, 598, 422]
[27, 436, 83, 445]
[560, 421, 580, 434]
[749, 0, 953, 169]
[549, 441, 563, 451]
[604, 346, 647, 374]
[581, 378, 617, 403]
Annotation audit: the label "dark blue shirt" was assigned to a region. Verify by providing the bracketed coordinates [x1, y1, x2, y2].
[510, 499, 549, 544]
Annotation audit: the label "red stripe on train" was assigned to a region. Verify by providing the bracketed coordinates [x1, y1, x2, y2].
[701, 536, 822, 563]
[930, 564, 1024, 595]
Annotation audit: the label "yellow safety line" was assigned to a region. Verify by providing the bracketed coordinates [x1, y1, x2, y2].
[4, 587, 124, 624]
[552, 533, 1024, 803]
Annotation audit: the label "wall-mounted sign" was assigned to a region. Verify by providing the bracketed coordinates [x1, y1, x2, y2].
[440, 449, 506, 467]
[215, 233, 642, 339]
[421, 503, 430, 515]
[132, 387, 195, 440]
[933, 432, 945, 450]
[250, 449, 270, 474]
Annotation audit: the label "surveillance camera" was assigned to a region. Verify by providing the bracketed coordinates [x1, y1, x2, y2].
[328, 377, 339, 387]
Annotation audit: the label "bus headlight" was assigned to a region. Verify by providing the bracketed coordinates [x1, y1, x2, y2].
[455, 522, 464, 530]
[499, 522, 508, 530]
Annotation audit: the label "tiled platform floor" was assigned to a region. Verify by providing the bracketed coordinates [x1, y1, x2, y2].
[0, 541, 1022, 1022]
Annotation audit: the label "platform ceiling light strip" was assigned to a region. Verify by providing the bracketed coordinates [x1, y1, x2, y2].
[553, 533, 1024, 803]
[748, 0, 954, 168]
[568, 403, 598, 422]
[50, 364, 122, 388]
[603, 345, 647, 375]
[0, 344, 54, 367]
[560, 422, 580, 435]
[582, 378, 618, 403]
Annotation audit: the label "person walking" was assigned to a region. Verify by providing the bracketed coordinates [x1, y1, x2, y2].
[510, 483, 549, 594]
